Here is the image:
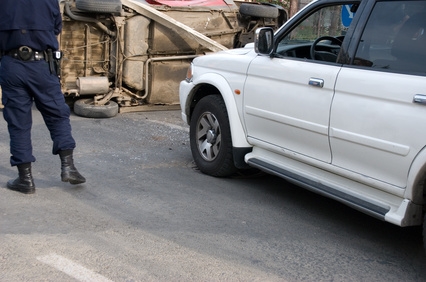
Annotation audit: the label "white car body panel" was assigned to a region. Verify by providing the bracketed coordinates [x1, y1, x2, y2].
[179, 0, 426, 233]
[180, 49, 258, 148]
[243, 57, 340, 163]
[331, 68, 426, 188]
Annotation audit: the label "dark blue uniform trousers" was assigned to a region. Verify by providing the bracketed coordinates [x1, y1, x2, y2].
[0, 56, 75, 166]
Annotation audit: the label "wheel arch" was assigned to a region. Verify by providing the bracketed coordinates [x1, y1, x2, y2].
[408, 147, 426, 253]
[406, 146, 426, 208]
[186, 74, 251, 149]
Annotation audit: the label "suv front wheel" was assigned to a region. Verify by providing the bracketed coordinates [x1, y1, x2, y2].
[423, 215, 426, 254]
[190, 95, 237, 177]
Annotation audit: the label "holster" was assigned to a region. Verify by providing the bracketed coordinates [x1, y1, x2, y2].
[46, 49, 62, 78]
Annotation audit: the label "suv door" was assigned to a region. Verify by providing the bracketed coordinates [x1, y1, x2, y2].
[243, 2, 359, 163]
[330, 0, 426, 188]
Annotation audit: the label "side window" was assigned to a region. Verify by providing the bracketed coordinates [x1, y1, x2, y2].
[276, 4, 357, 62]
[354, 1, 426, 74]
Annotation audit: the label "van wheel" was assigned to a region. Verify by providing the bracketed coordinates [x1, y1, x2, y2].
[73, 98, 119, 118]
[76, 0, 122, 13]
[190, 95, 237, 177]
[239, 3, 279, 19]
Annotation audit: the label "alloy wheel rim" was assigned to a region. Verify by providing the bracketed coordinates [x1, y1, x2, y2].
[196, 112, 221, 161]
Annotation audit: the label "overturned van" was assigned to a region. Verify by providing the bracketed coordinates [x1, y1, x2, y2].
[59, 0, 286, 117]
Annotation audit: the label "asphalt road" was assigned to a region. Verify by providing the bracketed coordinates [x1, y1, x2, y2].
[0, 107, 425, 281]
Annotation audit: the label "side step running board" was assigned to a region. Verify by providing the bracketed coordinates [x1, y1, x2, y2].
[247, 158, 390, 220]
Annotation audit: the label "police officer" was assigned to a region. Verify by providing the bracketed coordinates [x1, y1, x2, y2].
[0, 0, 86, 194]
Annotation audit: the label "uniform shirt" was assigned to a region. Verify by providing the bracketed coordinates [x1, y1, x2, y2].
[0, 0, 62, 52]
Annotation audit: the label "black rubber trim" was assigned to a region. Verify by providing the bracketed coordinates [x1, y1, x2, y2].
[76, 0, 122, 13]
[247, 158, 390, 220]
[233, 147, 252, 169]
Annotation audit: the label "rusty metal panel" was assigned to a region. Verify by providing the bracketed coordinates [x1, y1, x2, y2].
[123, 15, 150, 91]
[60, 20, 111, 95]
[147, 60, 190, 104]
[151, 10, 238, 51]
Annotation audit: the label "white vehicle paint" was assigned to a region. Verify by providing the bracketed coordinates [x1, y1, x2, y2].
[180, 0, 426, 252]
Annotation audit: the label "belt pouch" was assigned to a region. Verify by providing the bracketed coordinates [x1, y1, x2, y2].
[18, 46, 33, 61]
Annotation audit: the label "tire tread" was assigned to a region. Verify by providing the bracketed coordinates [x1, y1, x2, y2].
[190, 95, 237, 177]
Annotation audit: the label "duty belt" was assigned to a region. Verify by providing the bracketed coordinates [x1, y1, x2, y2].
[2, 46, 62, 76]
[7, 46, 45, 61]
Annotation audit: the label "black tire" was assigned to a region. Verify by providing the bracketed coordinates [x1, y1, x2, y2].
[239, 3, 279, 19]
[73, 98, 119, 118]
[76, 0, 122, 13]
[190, 95, 237, 177]
[423, 215, 426, 254]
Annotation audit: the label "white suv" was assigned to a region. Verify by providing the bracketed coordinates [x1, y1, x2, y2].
[179, 0, 426, 251]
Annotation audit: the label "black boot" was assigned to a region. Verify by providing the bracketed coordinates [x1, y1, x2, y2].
[59, 150, 86, 185]
[7, 163, 36, 194]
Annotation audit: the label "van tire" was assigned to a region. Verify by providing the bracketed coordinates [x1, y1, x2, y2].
[239, 3, 279, 19]
[76, 0, 122, 13]
[74, 98, 119, 118]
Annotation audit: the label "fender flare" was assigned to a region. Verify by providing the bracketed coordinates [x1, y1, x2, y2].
[406, 146, 426, 204]
[188, 73, 251, 149]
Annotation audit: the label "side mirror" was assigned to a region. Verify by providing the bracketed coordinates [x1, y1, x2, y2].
[255, 27, 274, 55]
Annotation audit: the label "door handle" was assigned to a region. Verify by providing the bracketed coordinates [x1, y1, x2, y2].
[309, 78, 324, 88]
[413, 94, 426, 104]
